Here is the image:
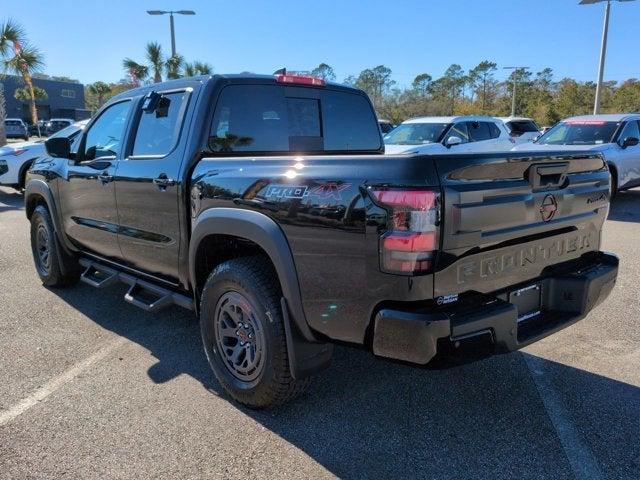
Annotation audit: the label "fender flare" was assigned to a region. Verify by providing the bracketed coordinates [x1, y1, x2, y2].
[189, 207, 316, 342]
[18, 158, 38, 189]
[24, 178, 76, 255]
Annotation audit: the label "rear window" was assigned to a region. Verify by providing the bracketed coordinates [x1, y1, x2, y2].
[5, 120, 22, 126]
[208, 85, 381, 153]
[507, 120, 540, 136]
[538, 121, 619, 145]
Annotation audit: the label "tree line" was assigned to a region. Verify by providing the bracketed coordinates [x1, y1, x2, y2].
[310, 62, 640, 127]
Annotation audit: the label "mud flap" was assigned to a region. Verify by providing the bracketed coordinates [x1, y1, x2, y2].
[281, 297, 333, 379]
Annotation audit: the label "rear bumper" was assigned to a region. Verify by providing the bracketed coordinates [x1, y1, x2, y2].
[372, 252, 618, 365]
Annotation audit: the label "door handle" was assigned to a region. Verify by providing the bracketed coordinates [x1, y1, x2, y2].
[98, 171, 113, 184]
[153, 173, 176, 189]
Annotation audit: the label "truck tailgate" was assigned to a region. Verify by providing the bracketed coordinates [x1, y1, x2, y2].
[432, 151, 610, 296]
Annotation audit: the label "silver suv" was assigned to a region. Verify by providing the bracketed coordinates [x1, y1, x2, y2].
[513, 113, 640, 196]
[4, 118, 29, 141]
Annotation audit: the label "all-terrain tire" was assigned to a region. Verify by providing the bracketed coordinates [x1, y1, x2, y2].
[30, 204, 81, 287]
[200, 256, 310, 408]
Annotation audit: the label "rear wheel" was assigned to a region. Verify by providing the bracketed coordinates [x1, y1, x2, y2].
[30, 205, 80, 287]
[200, 256, 310, 408]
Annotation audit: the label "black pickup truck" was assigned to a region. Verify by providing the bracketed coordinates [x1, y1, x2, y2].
[25, 73, 618, 408]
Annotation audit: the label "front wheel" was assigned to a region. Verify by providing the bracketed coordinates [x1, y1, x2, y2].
[200, 257, 310, 408]
[30, 205, 80, 287]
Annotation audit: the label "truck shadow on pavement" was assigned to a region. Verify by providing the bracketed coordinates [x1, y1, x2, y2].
[51, 282, 640, 480]
[608, 189, 640, 223]
[0, 188, 24, 213]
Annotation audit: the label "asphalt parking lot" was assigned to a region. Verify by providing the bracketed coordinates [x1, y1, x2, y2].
[0, 186, 638, 480]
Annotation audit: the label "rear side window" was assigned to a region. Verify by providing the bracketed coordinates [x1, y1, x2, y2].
[132, 91, 188, 156]
[507, 120, 540, 135]
[488, 122, 502, 139]
[208, 85, 381, 153]
[467, 121, 495, 142]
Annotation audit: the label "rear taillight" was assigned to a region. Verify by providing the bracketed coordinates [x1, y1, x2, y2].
[370, 188, 440, 275]
[274, 74, 326, 86]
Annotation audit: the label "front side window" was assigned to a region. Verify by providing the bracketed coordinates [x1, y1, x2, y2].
[537, 121, 619, 145]
[132, 91, 188, 157]
[384, 123, 449, 145]
[447, 122, 469, 143]
[83, 101, 132, 160]
[618, 120, 640, 145]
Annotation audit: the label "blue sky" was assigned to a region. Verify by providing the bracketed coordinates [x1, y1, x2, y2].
[4, 0, 640, 86]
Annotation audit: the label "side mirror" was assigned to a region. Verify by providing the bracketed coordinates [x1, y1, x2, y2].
[622, 136, 639, 149]
[44, 137, 71, 158]
[445, 135, 463, 148]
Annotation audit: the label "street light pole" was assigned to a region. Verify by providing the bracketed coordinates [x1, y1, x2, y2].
[503, 66, 529, 117]
[169, 12, 176, 57]
[147, 10, 196, 58]
[593, 1, 611, 114]
[579, 0, 637, 114]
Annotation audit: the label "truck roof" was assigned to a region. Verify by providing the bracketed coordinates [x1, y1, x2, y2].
[109, 73, 359, 103]
[402, 115, 499, 124]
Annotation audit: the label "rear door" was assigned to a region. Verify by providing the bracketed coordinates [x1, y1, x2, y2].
[114, 88, 192, 281]
[432, 151, 610, 296]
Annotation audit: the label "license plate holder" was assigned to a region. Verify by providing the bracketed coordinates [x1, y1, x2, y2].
[509, 284, 542, 322]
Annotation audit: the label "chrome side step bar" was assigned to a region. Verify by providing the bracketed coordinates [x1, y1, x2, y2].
[79, 258, 194, 312]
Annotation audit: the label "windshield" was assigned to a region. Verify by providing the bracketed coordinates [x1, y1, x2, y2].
[5, 120, 22, 126]
[49, 124, 82, 140]
[383, 123, 450, 145]
[537, 121, 620, 145]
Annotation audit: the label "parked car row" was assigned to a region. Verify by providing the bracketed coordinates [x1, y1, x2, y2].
[0, 119, 88, 189]
[382, 113, 640, 196]
[3, 117, 75, 140]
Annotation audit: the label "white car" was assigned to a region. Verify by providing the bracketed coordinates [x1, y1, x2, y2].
[497, 117, 541, 143]
[512, 114, 640, 196]
[384, 116, 513, 154]
[46, 118, 75, 135]
[0, 119, 88, 190]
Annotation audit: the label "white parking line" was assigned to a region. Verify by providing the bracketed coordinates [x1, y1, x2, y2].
[0, 337, 127, 426]
[524, 353, 604, 480]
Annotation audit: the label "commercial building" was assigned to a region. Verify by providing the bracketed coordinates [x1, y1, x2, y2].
[0, 75, 90, 122]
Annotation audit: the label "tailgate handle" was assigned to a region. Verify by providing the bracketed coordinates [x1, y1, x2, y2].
[530, 163, 569, 190]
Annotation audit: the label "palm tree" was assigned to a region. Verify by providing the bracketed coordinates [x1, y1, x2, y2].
[165, 54, 184, 80]
[194, 61, 212, 75]
[122, 58, 149, 87]
[183, 62, 197, 78]
[0, 19, 45, 127]
[145, 42, 164, 83]
[87, 81, 112, 110]
[0, 83, 6, 146]
[184, 60, 212, 78]
[14, 85, 47, 102]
